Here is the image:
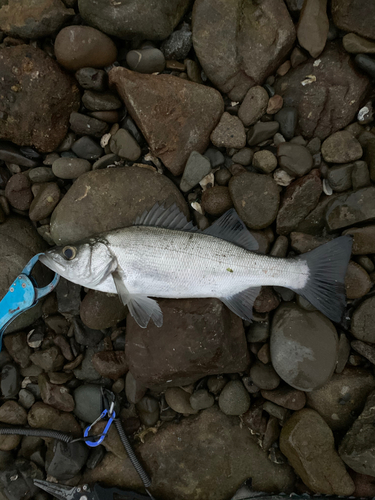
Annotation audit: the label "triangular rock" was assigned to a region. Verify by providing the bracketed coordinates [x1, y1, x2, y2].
[109, 67, 224, 175]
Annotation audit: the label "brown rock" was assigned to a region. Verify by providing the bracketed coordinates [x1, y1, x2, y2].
[266, 95, 283, 115]
[125, 298, 249, 389]
[92, 350, 128, 380]
[297, 0, 329, 58]
[109, 67, 223, 176]
[0, 45, 80, 152]
[210, 112, 246, 149]
[3, 331, 31, 368]
[80, 290, 128, 330]
[343, 225, 375, 254]
[261, 386, 306, 410]
[55, 26, 117, 71]
[345, 261, 372, 299]
[192, 0, 295, 101]
[201, 186, 233, 216]
[5, 173, 33, 210]
[322, 131, 363, 163]
[38, 373, 75, 412]
[238, 86, 269, 126]
[254, 287, 280, 313]
[29, 182, 60, 221]
[343, 33, 375, 54]
[28, 401, 81, 437]
[0, 400, 27, 425]
[331, 0, 375, 41]
[274, 42, 370, 140]
[290, 232, 332, 253]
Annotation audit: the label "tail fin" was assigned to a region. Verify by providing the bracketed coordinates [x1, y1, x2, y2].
[293, 235, 353, 323]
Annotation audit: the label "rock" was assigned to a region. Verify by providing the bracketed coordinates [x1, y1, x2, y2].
[355, 54, 375, 79]
[125, 371, 146, 405]
[80, 290, 127, 330]
[28, 401, 81, 436]
[0, 400, 27, 425]
[0, 45, 80, 152]
[46, 440, 89, 480]
[5, 173, 33, 211]
[204, 147, 225, 168]
[82, 91, 122, 111]
[270, 303, 338, 391]
[276, 171, 322, 235]
[306, 367, 375, 431]
[38, 373, 74, 412]
[75, 67, 107, 91]
[92, 350, 128, 380]
[29, 166, 56, 183]
[73, 384, 103, 423]
[343, 225, 375, 254]
[352, 160, 371, 190]
[109, 129, 141, 161]
[93, 153, 121, 170]
[280, 408, 355, 495]
[266, 95, 283, 115]
[343, 33, 375, 54]
[78, 0, 190, 40]
[218, 380, 251, 416]
[55, 26, 117, 71]
[297, 0, 329, 58]
[109, 67, 223, 176]
[351, 340, 375, 365]
[277, 143, 313, 177]
[136, 395, 160, 426]
[50, 166, 188, 245]
[192, 0, 295, 101]
[180, 151, 211, 192]
[29, 182, 60, 221]
[0, 0, 74, 38]
[274, 42, 370, 140]
[325, 186, 375, 231]
[52, 157, 91, 179]
[125, 298, 249, 389]
[290, 232, 331, 254]
[331, 0, 375, 40]
[326, 163, 353, 192]
[190, 390, 215, 411]
[322, 131, 363, 163]
[253, 150, 278, 174]
[238, 86, 269, 127]
[71, 136, 103, 160]
[126, 48, 165, 74]
[345, 261, 372, 300]
[351, 296, 375, 343]
[73, 317, 103, 347]
[232, 148, 253, 166]
[247, 121, 280, 146]
[3, 332, 31, 369]
[30, 346, 65, 372]
[161, 23, 192, 60]
[69, 112, 109, 138]
[261, 386, 306, 410]
[229, 172, 280, 230]
[339, 389, 375, 476]
[254, 287, 280, 313]
[165, 387, 198, 415]
[274, 107, 298, 140]
[210, 112, 246, 150]
[201, 186, 233, 216]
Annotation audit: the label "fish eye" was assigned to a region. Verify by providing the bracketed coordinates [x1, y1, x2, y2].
[62, 246, 77, 260]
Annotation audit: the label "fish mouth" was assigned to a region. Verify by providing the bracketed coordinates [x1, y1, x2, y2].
[39, 253, 66, 275]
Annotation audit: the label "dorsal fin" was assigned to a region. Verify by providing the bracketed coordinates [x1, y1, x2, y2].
[203, 209, 259, 251]
[134, 202, 197, 232]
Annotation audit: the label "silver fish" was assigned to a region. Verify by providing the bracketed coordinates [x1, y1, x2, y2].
[40, 203, 352, 328]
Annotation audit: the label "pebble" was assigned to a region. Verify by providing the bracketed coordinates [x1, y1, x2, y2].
[344, 33, 375, 54]
[345, 261, 372, 300]
[47, 440, 89, 480]
[0, 400, 27, 425]
[290, 46, 308, 68]
[232, 148, 253, 166]
[71, 136, 103, 160]
[73, 384, 103, 423]
[270, 303, 338, 391]
[18, 389, 35, 410]
[75, 68, 108, 91]
[254, 286, 280, 313]
[90, 110, 120, 124]
[109, 129, 141, 161]
[266, 95, 283, 115]
[136, 395, 160, 426]
[30, 346, 65, 372]
[273, 168, 293, 187]
[5, 173, 33, 211]
[28, 167, 56, 184]
[238, 86, 269, 126]
[190, 389, 214, 411]
[252, 150, 277, 174]
[325, 186, 375, 231]
[28, 401, 81, 436]
[326, 163, 353, 192]
[91, 350, 127, 380]
[186, 59, 202, 84]
[28, 182, 60, 221]
[161, 23, 192, 60]
[180, 151, 211, 192]
[280, 409, 355, 495]
[207, 376, 228, 395]
[1, 364, 20, 398]
[69, 112, 109, 138]
[296, 0, 329, 58]
[3, 332, 31, 369]
[125, 371, 146, 405]
[38, 373, 74, 412]
[332, 0, 375, 40]
[261, 386, 306, 411]
[218, 380, 251, 416]
[165, 387, 198, 415]
[352, 161, 371, 191]
[322, 131, 363, 163]
[247, 121, 279, 146]
[54, 26, 117, 71]
[250, 361, 280, 391]
[210, 112, 246, 149]
[274, 107, 298, 140]
[277, 143, 313, 177]
[203, 147, 225, 168]
[344, 225, 375, 254]
[201, 186, 233, 216]
[126, 48, 165, 74]
[82, 91, 122, 111]
[351, 341, 375, 366]
[229, 172, 280, 229]
[351, 296, 375, 343]
[214, 168, 232, 186]
[277, 61, 290, 77]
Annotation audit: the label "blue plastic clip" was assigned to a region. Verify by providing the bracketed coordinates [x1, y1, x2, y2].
[0, 253, 60, 350]
[84, 402, 116, 447]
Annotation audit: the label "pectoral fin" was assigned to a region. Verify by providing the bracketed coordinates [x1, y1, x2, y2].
[221, 286, 261, 322]
[112, 269, 163, 328]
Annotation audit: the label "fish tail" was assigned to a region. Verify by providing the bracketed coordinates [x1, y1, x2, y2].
[293, 235, 353, 323]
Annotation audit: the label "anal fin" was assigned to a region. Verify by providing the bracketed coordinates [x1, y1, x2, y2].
[221, 286, 261, 322]
[112, 270, 163, 328]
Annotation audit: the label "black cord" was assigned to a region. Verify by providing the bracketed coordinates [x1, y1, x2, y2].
[0, 427, 73, 442]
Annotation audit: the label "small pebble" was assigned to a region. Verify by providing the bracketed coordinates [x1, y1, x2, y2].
[52, 158, 91, 179]
[189, 389, 214, 410]
[136, 395, 160, 426]
[126, 48, 165, 74]
[109, 129, 141, 161]
[250, 361, 280, 390]
[266, 95, 283, 114]
[82, 91, 122, 111]
[218, 380, 250, 416]
[165, 387, 198, 415]
[75, 67, 108, 91]
[71, 136, 103, 160]
[274, 107, 297, 140]
[238, 86, 269, 126]
[253, 150, 277, 173]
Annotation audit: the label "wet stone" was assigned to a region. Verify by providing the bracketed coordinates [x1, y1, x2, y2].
[207, 376, 227, 395]
[29, 182, 60, 221]
[69, 112, 109, 138]
[210, 112, 246, 150]
[229, 172, 280, 230]
[266, 94, 283, 115]
[297, 0, 329, 58]
[165, 387, 197, 415]
[190, 389, 214, 411]
[274, 107, 298, 140]
[136, 395, 160, 426]
[238, 86, 269, 126]
[82, 91, 122, 112]
[46, 440, 89, 480]
[345, 261, 372, 300]
[38, 373, 74, 412]
[52, 158, 91, 179]
[75, 68, 108, 91]
[109, 129, 141, 161]
[247, 122, 279, 146]
[250, 361, 280, 391]
[325, 186, 375, 231]
[161, 23, 192, 60]
[322, 131, 363, 164]
[277, 143, 313, 177]
[125, 371, 146, 405]
[30, 346, 65, 372]
[180, 151, 211, 192]
[261, 385, 306, 410]
[290, 232, 331, 254]
[218, 380, 251, 416]
[126, 48, 165, 74]
[201, 186, 233, 216]
[344, 225, 375, 254]
[253, 150, 277, 174]
[327, 163, 353, 192]
[28, 167, 56, 184]
[71, 136, 103, 161]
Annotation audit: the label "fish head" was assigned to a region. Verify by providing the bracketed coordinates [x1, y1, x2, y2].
[39, 238, 115, 288]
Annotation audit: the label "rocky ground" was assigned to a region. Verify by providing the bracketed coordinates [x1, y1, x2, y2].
[1, 0, 375, 499]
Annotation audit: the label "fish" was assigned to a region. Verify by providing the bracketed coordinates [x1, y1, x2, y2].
[39, 203, 353, 328]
